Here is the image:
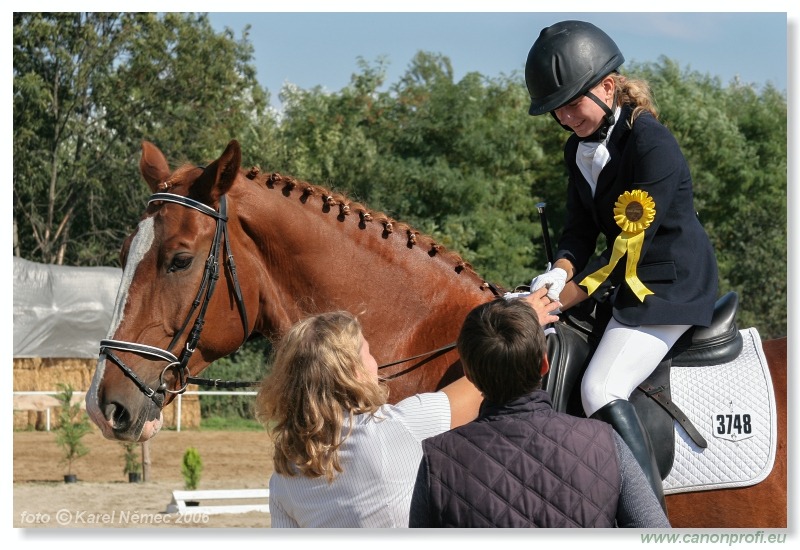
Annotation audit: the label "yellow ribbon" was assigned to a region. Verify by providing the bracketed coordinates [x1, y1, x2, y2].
[579, 190, 656, 302]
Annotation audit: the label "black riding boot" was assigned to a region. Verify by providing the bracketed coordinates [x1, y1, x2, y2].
[591, 399, 667, 512]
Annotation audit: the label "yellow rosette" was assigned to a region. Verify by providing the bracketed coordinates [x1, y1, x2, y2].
[580, 190, 656, 302]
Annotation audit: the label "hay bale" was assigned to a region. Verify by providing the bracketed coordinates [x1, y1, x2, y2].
[13, 357, 95, 391]
[13, 358, 201, 431]
[161, 388, 201, 430]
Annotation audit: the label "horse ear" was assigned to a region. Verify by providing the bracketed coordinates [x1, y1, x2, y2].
[193, 140, 241, 203]
[140, 141, 171, 193]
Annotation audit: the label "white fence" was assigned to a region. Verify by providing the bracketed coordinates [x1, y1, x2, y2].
[12, 390, 257, 431]
[166, 488, 269, 515]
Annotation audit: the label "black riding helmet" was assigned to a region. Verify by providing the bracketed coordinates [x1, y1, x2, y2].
[525, 21, 624, 140]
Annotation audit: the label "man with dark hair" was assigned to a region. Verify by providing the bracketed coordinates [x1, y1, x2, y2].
[409, 299, 670, 528]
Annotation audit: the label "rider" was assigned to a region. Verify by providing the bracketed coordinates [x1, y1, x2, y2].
[522, 20, 719, 509]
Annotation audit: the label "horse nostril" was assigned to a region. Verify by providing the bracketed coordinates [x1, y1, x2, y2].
[104, 402, 131, 432]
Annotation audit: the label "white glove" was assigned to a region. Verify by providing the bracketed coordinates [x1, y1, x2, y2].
[502, 289, 558, 336]
[530, 267, 567, 302]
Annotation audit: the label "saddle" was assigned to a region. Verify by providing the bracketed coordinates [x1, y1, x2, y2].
[543, 291, 743, 480]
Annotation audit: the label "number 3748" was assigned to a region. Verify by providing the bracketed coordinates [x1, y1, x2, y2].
[715, 413, 752, 437]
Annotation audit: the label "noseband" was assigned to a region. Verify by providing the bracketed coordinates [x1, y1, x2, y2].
[99, 193, 251, 407]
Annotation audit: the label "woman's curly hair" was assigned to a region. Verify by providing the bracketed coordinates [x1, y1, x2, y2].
[612, 72, 659, 123]
[255, 311, 388, 482]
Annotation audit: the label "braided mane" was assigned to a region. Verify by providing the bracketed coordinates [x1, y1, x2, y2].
[244, 167, 492, 286]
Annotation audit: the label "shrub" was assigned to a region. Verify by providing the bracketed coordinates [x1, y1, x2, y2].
[181, 447, 203, 490]
[121, 442, 142, 475]
[53, 383, 91, 476]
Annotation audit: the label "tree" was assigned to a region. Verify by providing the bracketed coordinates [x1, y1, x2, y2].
[121, 441, 142, 481]
[712, 82, 787, 338]
[181, 447, 203, 490]
[13, 13, 273, 266]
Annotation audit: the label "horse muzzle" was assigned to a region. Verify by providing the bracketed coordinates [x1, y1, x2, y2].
[87, 350, 170, 442]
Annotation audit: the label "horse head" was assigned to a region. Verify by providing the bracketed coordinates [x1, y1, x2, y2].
[86, 140, 255, 441]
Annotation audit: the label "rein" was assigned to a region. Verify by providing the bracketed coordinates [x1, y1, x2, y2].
[99, 193, 253, 406]
[378, 342, 457, 378]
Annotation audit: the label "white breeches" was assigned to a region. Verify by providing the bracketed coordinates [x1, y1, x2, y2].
[581, 319, 691, 417]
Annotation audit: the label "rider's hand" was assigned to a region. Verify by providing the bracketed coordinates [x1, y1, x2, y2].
[530, 267, 568, 302]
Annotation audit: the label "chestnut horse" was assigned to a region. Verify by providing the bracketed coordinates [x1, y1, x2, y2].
[87, 140, 786, 528]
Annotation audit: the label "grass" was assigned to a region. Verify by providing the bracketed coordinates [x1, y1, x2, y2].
[198, 416, 264, 432]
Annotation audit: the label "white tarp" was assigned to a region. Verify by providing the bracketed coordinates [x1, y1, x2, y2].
[13, 257, 122, 358]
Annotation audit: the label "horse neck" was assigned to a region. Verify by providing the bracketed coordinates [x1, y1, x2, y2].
[229, 172, 494, 355]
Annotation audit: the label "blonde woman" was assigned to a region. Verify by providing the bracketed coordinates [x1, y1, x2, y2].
[257, 290, 559, 528]
[523, 20, 719, 510]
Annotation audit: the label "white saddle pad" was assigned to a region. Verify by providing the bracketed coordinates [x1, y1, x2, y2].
[663, 328, 777, 494]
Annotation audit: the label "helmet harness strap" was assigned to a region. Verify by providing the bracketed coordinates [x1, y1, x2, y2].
[583, 90, 616, 141]
[549, 89, 617, 143]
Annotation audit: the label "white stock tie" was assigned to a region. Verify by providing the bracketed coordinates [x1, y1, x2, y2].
[575, 106, 620, 196]
[576, 140, 611, 197]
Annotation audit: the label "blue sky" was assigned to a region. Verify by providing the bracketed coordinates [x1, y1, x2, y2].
[207, 10, 788, 111]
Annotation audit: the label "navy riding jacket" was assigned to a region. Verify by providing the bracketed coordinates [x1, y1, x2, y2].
[556, 104, 719, 327]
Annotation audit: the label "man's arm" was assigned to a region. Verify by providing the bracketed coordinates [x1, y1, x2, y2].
[613, 432, 671, 528]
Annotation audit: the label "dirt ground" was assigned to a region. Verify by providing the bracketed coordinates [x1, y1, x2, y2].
[12, 427, 274, 529]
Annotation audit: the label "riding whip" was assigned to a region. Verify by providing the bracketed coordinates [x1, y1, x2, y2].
[536, 202, 555, 268]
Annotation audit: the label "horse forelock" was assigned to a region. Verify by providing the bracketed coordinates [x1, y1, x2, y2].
[249, 171, 484, 281]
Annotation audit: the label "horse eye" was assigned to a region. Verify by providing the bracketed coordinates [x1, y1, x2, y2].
[168, 255, 193, 273]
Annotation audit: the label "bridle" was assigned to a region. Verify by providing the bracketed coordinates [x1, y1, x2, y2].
[99, 193, 252, 407]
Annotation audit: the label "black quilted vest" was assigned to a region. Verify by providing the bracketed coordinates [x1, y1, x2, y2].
[422, 391, 620, 527]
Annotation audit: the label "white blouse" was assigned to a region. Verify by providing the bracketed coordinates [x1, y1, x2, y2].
[268, 391, 451, 528]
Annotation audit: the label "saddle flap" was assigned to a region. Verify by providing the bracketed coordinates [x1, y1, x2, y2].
[632, 362, 675, 479]
[543, 322, 593, 416]
[669, 292, 743, 366]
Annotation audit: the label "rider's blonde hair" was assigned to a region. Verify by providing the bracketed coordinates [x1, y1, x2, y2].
[255, 311, 388, 482]
[611, 72, 659, 123]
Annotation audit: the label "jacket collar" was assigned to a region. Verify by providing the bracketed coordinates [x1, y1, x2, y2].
[478, 389, 553, 419]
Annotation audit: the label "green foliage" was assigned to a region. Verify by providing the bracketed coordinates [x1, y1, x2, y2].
[199, 337, 271, 420]
[13, 16, 787, 341]
[13, 13, 273, 267]
[120, 442, 142, 475]
[53, 383, 91, 475]
[181, 447, 203, 490]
